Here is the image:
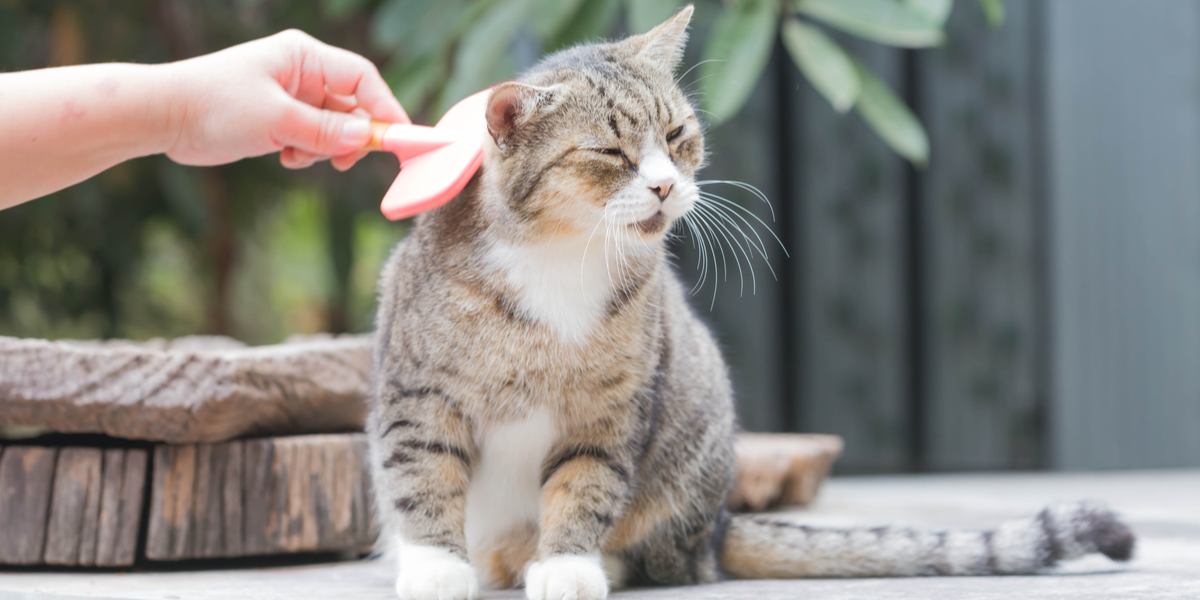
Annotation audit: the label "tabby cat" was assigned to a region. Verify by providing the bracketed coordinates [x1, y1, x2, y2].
[369, 7, 1134, 599]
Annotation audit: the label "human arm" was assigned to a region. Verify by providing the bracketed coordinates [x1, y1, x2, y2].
[0, 30, 407, 210]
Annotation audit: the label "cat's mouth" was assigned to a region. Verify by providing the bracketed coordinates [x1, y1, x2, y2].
[631, 212, 667, 235]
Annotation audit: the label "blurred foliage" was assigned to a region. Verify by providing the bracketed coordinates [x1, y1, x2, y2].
[0, 0, 991, 343]
[701, 0, 1005, 165]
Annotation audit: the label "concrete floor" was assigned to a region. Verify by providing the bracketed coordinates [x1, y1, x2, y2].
[2, 470, 1197, 599]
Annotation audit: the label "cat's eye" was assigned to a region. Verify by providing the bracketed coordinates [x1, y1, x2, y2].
[666, 125, 685, 142]
[595, 147, 634, 169]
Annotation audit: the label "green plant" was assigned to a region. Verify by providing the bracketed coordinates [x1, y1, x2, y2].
[0, 0, 1001, 343]
[701, 0, 1005, 165]
[356, 0, 1003, 164]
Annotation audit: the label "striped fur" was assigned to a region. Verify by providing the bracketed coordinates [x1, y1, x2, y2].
[369, 7, 1134, 600]
[722, 503, 1134, 578]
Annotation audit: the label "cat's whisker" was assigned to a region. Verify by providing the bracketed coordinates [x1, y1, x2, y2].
[675, 58, 721, 86]
[693, 201, 753, 296]
[687, 207, 723, 309]
[682, 212, 711, 297]
[697, 179, 778, 222]
[691, 204, 732, 288]
[580, 214, 606, 291]
[602, 214, 618, 292]
[698, 193, 779, 282]
[681, 216, 708, 296]
[698, 191, 789, 259]
[700, 196, 780, 290]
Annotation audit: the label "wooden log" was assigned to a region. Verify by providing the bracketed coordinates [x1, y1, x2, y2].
[41, 447, 148, 566]
[145, 434, 376, 561]
[95, 448, 148, 566]
[0, 445, 146, 567]
[0, 446, 57, 564]
[728, 434, 843, 512]
[43, 448, 103, 565]
[0, 335, 371, 443]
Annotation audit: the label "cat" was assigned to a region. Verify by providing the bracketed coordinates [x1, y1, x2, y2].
[369, 6, 1135, 600]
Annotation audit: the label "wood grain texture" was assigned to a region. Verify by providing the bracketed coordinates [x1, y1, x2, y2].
[0, 446, 57, 564]
[145, 434, 376, 561]
[0, 335, 371, 443]
[43, 448, 103, 565]
[0, 446, 146, 566]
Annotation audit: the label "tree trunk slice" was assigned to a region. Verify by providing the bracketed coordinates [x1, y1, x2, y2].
[0, 445, 146, 566]
[0, 446, 57, 564]
[0, 335, 371, 443]
[145, 434, 376, 561]
[728, 433, 844, 512]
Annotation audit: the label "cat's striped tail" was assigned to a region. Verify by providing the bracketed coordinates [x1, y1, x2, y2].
[720, 502, 1135, 578]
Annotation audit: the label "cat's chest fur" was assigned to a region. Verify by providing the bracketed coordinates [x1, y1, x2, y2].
[463, 408, 558, 563]
[485, 236, 615, 344]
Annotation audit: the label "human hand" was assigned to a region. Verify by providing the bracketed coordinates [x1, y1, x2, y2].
[162, 30, 407, 171]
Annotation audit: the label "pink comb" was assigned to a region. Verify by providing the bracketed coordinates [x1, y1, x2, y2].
[367, 89, 491, 221]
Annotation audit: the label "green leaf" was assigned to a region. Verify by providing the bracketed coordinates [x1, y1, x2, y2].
[979, 0, 1005, 27]
[626, 0, 681, 34]
[796, 0, 945, 48]
[902, 0, 953, 26]
[700, 0, 779, 125]
[532, 0, 587, 38]
[782, 18, 860, 112]
[544, 0, 621, 52]
[854, 62, 929, 165]
[440, 0, 535, 109]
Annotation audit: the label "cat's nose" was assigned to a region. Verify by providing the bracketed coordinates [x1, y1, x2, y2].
[648, 179, 674, 201]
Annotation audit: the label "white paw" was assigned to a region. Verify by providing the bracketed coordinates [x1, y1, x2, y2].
[394, 544, 479, 600]
[525, 554, 609, 600]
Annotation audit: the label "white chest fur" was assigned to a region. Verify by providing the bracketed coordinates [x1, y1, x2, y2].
[486, 237, 614, 343]
[464, 408, 558, 556]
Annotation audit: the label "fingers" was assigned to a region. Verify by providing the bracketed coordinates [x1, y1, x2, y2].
[279, 147, 321, 170]
[305, 39, 409, 124]
[271, 97, 372, 158]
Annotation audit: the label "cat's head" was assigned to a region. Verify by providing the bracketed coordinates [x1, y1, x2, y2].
[481, 6, 703, 244]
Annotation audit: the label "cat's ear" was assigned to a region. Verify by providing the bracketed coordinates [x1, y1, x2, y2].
[631, 4, 694, 73]
[485, 82, 561, 149]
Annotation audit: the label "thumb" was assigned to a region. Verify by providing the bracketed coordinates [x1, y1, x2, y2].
[271, 99, 372, 156]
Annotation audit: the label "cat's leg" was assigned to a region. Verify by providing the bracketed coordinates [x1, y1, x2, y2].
[525, 439, 634, 600]
[372, 380, 478, 600]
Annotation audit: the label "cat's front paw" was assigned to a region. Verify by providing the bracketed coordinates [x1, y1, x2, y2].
[525, 554, 609, 600]
[395, 545, 479, 600]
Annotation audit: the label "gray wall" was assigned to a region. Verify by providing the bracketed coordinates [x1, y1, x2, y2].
[1046, 1, 1200, 469]
[679, 0, 1200, 472]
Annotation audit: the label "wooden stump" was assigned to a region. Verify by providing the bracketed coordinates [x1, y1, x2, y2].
[0, 445, 146, 566]
[728, 433, 844, 512]
[144, 434, 376, 561]
[2, 432, 839, 566]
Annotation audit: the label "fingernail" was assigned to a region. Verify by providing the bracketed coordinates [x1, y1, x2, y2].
[341, 119, 371, 147]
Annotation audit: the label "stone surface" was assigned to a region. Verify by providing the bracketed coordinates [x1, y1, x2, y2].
[0, 470, 1195, 599]
[0, 335, 372, 443]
